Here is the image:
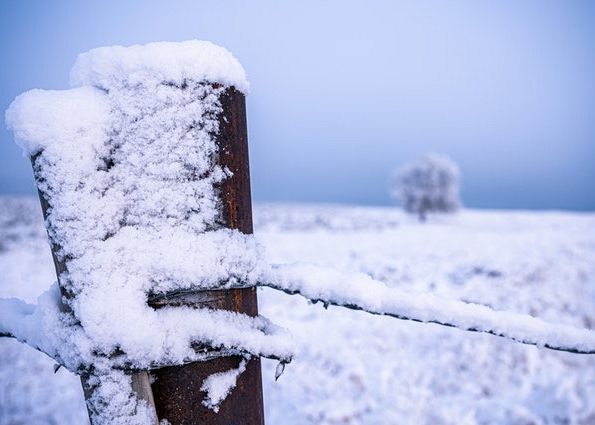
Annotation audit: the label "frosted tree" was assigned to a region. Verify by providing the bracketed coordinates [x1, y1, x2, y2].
[391, 154, 461, 221]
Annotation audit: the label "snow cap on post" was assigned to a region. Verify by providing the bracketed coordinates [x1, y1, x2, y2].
[5, 87, 110, 157]
[70, 40, 249, 93]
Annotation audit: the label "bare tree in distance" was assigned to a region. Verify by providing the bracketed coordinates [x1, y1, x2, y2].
[391, 154, 461, 222]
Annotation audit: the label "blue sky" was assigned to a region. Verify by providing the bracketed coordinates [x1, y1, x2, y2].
[1, 0, 594, 210]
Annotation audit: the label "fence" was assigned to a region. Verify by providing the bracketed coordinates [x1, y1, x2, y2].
[2, 41, 594, 425]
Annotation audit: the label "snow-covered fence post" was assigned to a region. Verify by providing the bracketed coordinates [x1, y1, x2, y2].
[6, 41, 268, 425]
[148, 87, 265, 424]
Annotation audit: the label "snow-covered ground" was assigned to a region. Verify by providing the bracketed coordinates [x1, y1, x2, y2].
[1, 197, 594, 424]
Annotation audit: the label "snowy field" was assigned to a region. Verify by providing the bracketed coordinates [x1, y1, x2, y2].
[1, 197, 594, 425]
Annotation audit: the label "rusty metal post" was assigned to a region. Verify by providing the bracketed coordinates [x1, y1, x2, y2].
[149, 87, 265, 424]
[32, 85, 263, 424]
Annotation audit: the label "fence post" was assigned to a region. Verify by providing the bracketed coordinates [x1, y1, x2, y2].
[148, 86, 265, 424]
[32, 84, 264, 424]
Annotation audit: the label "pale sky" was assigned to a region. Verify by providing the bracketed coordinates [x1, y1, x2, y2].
[1, 0, 594, 210]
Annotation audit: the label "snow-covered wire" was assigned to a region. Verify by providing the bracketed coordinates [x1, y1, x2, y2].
[0, 283, 293, 375]
[258, 263, 595, 355]
[3, 259, 594, 372]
